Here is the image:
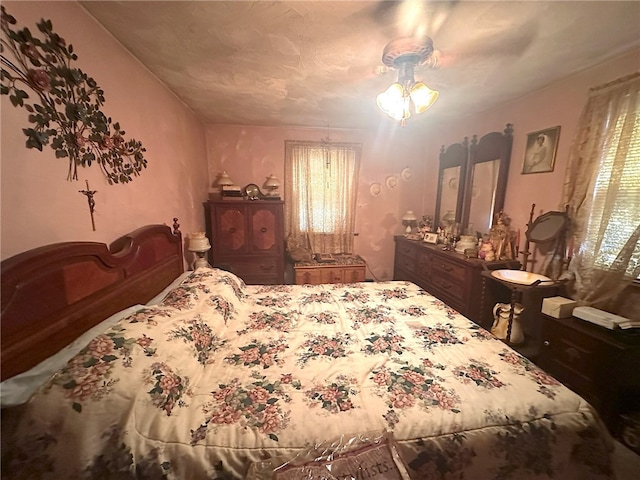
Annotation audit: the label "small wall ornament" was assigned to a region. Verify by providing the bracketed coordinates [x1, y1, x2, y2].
[1, 7, 147, 184]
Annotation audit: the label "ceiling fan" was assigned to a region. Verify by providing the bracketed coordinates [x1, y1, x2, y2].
[357, 0, 537, 79]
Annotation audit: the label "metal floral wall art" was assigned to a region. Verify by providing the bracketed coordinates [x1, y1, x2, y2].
[0, 7, 147, 184]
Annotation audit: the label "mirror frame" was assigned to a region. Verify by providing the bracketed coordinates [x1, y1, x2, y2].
[461, 124, 513, 234]
[434, 137, 469, 230]
[526, 210, 569, 243]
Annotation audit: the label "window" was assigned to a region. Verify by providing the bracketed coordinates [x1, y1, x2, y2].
[563, 73, 640, 307]
[583, 116, 640, 274]
[284, 140, 361, 254]
[297, 149, 344, 234]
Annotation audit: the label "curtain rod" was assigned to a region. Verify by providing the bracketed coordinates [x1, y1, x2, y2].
[285, 140, 362, 149]
[590, 71, 640, 93]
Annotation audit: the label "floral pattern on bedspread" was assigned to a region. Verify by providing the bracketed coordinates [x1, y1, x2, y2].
[372, 360, 461, 429]
[191, 372, 296, 444]
[4, 268, 614, 479]
[49, 324, 158, 413]
[143, 362, 192, 416]
[499, 349, 563, 399]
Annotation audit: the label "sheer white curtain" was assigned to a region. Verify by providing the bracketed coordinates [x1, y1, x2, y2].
[284, 140, 361, 254]
[562, 72, 640, 317]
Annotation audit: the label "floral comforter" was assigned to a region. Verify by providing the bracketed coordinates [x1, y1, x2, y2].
[4, 269, 614, 479]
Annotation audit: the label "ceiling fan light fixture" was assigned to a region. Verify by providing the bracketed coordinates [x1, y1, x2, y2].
[376, 36, 438, 125]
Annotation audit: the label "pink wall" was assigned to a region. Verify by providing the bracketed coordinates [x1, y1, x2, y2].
[1, 1, 209, 262]
[205, 125, 430, 280]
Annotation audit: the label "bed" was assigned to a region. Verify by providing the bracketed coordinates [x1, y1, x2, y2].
[1, 223, 615, 479]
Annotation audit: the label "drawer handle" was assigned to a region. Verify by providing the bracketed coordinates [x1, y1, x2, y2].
[260, 227, 267, 233]
[543, 340, 550, 347]
[564, 346, 581, 363]
[261, 264, 274, 271]
[439, 281, 453, 289]
[229, 227, 236, 234]
[441, 264, 453, 272]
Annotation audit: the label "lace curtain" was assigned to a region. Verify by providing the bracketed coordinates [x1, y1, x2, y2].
[284, 140, 361, 254]
[561, 72, 640, 316]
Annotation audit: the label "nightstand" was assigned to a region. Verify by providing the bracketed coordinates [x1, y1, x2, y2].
[537, 313, 640, 438]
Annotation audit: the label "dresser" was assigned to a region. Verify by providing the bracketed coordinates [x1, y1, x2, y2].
[393, 236, 518, 328]
[204, 200, 284, 284]
[538, 314, 640, 437]
[294, 255, 366, 285]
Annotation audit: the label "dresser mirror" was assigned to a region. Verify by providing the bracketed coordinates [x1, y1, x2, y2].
[461, 124, 513, 235]
[434, 139, 469, 229]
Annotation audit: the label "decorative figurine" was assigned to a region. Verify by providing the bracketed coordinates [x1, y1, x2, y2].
[478, 236, 495, 261]
[417, 215, 433, 236]
[489, 211, 517, 260]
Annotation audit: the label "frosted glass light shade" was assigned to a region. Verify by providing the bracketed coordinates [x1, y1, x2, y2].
[376, 83, 407, 120]
[409, 82, 439, 113]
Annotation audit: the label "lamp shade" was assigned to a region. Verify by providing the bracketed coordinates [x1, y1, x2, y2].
[442, 210, 455, 224]
[188, 232, 211, 252]
[217, 171, 234, 186]
[402, 210, 418, 223]
[264, 174, 280, 188]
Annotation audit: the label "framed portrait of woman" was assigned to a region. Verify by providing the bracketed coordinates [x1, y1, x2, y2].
[522, 126, 561, 174]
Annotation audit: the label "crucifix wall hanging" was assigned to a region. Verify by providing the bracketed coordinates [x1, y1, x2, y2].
[79, 180, 97, 231]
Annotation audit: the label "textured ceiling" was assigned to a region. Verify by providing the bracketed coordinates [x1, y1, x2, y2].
[81, 1, 640, 130]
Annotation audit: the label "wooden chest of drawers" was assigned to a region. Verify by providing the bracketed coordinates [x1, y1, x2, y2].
[204, 200, 284, 284]
[394, 236, 518, 327]
[294, 255, 366, 285]
[430, 256, 470, 312]
[538, 314, 640, 436]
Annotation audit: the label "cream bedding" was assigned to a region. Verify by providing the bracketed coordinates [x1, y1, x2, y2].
[4, 268, 614, 479]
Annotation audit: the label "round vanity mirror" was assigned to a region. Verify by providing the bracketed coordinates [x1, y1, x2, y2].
[526, 210, 568, 243]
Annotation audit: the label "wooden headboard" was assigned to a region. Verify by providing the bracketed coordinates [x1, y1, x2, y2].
[1, 220, 184, 381]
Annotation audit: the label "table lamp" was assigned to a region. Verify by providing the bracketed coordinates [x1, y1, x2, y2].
[402, 210, 418, 234]
[188, 232, 211, 270]
[263, 174, 281, 197]
[217, 171, 234, 187]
